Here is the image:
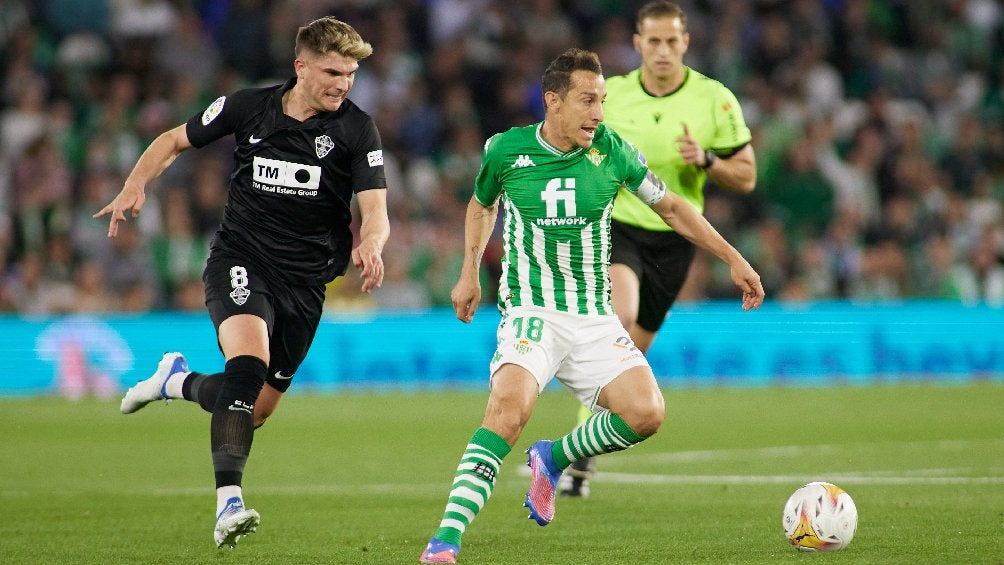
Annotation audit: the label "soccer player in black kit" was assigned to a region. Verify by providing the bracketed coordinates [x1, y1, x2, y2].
[95, 17, 389, 549]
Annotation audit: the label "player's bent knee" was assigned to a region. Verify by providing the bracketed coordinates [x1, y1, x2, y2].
[625, 401, 665, 438]
[253, 414, 269, 429]
[482, 409, 529, 445]
[214, 356, 267, 413]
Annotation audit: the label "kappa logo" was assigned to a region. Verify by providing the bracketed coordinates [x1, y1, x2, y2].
[512, 154, 535, 168]
[315, 134, 334, 158]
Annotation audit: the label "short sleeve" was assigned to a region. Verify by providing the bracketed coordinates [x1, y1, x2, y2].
[710, 85, 752, 151]
[185, 91, 252, 148]
[349, 116, 387, 192]
[473, 133, 504, 206]
[607, 128, 649, 192]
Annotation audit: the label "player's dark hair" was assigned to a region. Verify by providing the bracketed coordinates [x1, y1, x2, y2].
[296, 16, 373, 60]
[541, 48, 603, 99]
[637, 1, 687, 32]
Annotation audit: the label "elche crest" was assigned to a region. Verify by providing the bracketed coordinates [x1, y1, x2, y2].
[315, 134, 334, 158]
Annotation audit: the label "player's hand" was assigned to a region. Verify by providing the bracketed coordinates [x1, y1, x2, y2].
[451, 275, 481, 323]
[351, 241, 385, 293]
[676, 123, 706, 167]
[93, 183, 146, 237]
[730, 260, 765, 311]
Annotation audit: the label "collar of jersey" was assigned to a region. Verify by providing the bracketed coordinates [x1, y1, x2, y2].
[534, 123, 585, 158]
[636, 66, 690, 98]
[275, 76, 345, 123]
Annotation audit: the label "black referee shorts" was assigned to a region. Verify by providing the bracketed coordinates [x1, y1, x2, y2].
[203, 254, 325, 392]
[609, 219, 696, 333]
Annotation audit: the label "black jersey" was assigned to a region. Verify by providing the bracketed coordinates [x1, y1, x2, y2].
[186, 78, 386, 286]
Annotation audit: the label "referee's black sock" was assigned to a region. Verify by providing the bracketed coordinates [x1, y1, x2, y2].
[210, 355, 267, 488]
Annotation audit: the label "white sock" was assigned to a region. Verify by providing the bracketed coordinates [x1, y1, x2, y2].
[163, 371, 190, 399]
[216, 485, 243, 516]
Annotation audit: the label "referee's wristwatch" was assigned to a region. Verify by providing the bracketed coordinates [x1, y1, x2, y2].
[701, 149, 717, 169]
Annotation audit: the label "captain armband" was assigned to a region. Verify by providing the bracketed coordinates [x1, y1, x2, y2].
[635, 170, 667, 205]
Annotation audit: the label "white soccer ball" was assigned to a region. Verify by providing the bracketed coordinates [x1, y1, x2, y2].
[781, 481, 858, 551]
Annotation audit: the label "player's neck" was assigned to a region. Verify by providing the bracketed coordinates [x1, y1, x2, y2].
[539, 121, 574, 153]
[282, 87, 319, 122]
[640, 67, 686, 97]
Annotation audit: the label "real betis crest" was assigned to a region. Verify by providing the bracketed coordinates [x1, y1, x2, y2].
[315, 135, 334, 158]
[586, 148, 606, 166]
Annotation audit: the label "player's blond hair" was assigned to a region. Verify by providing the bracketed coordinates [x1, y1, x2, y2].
[295, 16, 373, 60]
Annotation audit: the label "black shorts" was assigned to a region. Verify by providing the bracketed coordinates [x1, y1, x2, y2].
[609, 219, 696, 333]
[203, 254, 325, 392]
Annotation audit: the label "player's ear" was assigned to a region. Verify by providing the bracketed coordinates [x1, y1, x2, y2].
[543, 90, 561, 112]
[633, 33, 642, 54]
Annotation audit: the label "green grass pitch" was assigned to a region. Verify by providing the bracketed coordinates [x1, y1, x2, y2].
[1, 383, 1001, 564]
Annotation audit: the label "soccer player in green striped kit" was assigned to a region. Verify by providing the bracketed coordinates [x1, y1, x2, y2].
[419, 48, 763, 563]
[561, 1, 758, 498]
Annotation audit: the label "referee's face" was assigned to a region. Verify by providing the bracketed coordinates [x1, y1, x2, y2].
[634, 15, 689, 84]
[295, 50, 359, 113]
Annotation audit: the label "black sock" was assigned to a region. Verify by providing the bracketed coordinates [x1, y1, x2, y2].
[182, 372, 224, 413]
[210, 356, 267, 488]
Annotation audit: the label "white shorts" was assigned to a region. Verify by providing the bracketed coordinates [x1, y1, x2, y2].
[489, 305, 651, 408]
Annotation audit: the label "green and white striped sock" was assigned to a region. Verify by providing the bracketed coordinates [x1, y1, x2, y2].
[551, 409, 647, 469]
[433, 427, 511, 546]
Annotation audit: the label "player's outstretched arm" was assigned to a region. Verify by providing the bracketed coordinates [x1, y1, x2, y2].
[450, 196, 499, 323]
[93, 124, 192, 237]
[352, 188, 390, 293]
[649, 189, 764, 311]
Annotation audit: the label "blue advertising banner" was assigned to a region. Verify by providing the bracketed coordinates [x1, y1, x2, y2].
[1, 301, 1001, 396]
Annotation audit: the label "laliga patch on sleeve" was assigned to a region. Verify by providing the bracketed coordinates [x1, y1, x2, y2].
[367, 149, 383, 167]
[201, 96, 226, 125]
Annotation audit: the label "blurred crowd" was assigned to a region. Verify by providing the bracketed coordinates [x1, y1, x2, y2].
[1, 0, 1002, 316]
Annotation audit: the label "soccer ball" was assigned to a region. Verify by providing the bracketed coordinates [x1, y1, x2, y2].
[781, 481, 858, 551]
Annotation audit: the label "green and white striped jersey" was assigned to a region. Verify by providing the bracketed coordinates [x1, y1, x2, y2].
[474, 122, 651, 316]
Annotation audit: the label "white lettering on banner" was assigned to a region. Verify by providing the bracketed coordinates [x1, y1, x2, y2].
[252, 156, 321, 194]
